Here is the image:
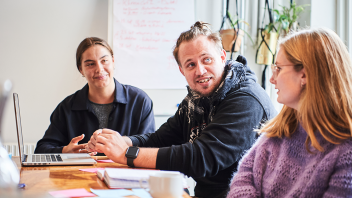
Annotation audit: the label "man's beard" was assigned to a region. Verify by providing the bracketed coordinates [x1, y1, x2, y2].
[192, 75, 225, 98]
[189, 84, 217, 98]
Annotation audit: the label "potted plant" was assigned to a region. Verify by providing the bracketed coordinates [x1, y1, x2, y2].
[268, 1, 310, 35]
[219, 1, 254, 59]
[256, 0, 309, 65]
[220, 12, 254, 53]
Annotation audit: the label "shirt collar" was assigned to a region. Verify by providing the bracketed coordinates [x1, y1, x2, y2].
[71, 78, 127, 110]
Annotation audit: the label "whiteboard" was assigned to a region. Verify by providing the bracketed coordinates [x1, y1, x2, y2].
[113, 0, 195, 89]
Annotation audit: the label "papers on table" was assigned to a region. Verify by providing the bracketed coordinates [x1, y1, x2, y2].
[103, 168, 183, 189]
[49, 188, 152, 198]
[49, 168, 185, 198]
[49, 188, 95, 197]
[90, 188, 152, 198]
[90, 188, 135, 197]
[131, 189, 153, 198]
[79, 168, 105, 173]
[96, 159, 115, 163]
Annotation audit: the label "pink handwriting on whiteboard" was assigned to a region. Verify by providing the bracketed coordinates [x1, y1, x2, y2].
[134, 20, 147, 27]
[135, 45, 158, 52]
[136, 31, 153, 36]
[116, 19, 133, 24]
[121, 0, 154, 6]
[141, 6, 176, 11]
[118, 0, 178, 5]
[113, 0, 194, 88]
[142, 37, 160, 42]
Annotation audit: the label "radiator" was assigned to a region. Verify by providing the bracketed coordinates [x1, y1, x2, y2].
[2, 143, 36, 156]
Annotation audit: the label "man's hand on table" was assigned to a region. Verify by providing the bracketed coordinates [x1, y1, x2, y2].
[86, 129, 158, 168]
[86, 129, 132, 164]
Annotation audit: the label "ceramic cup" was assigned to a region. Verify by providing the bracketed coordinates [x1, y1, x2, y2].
[141, 172, 184, 198]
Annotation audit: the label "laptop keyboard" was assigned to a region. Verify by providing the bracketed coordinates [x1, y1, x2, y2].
[32, 155, 63, 162]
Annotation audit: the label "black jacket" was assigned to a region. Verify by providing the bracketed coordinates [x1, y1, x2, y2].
[129, 56, 277, 198]
[35, 78, 155, 153]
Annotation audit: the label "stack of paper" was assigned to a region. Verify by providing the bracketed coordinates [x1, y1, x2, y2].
[101, 168, 185, 189]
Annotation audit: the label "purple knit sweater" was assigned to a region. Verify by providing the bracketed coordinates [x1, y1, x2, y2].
[227, 124, 352, 198]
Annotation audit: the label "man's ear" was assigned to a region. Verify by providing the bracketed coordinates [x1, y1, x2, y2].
[179, 65, 185, 76]
[220, 49, 227, 64]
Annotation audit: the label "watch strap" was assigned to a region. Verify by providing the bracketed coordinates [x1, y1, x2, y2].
[127, 157, 135, 167]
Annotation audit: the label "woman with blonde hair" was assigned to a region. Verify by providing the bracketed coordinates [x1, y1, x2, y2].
[227, 28, 352, 197]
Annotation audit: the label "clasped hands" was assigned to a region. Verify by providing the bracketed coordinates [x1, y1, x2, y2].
[85, 129, 132, 164]
[62, 129, 132, 164]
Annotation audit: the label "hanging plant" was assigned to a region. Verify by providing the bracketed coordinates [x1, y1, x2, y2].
[255, 0, 278, 66]
[220, 12, 254, 52]
[267, 1, 310, 35]
[256, 0, 309, 66]
[219, 0, 254, 59]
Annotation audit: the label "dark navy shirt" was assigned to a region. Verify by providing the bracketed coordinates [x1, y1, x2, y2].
[35, 78, 155, 153]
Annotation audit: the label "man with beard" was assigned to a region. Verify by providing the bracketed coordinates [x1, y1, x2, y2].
[86, 21, 276, 198]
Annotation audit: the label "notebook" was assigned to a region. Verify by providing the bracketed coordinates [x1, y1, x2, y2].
[13, 93, 96, 166]
[100, 168, 188, 189]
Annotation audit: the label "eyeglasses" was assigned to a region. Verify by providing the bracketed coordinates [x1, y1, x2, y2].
[270, 64, 296, 78]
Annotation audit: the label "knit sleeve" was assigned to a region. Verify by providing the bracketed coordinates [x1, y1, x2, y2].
[227, 138, 263, 198]
[322, 145, 352, 197]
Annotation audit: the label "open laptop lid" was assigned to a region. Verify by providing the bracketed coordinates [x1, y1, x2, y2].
[13, 93, 25, 163]
[13, 93, 96, 166]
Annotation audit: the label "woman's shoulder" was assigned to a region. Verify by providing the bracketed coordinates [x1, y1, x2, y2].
[118, 82, 152, 101]
[337, 136, 352, 147]
[54, 88, 86, 110]
[247, 133, 277, 153]
[246, 131, 300, 159]
[336, 138, 352, 160]
[256, 132, 287, 147]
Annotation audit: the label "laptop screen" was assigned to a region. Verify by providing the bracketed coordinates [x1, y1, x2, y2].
[13, 93, 25, 162]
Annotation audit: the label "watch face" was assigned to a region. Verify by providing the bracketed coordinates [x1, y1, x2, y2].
[126, 147, 139, 158]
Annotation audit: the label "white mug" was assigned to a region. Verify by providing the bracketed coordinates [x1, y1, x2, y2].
[141, 172, 184, 198]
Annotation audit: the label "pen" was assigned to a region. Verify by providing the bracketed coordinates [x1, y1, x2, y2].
[18, 183, 26, 189]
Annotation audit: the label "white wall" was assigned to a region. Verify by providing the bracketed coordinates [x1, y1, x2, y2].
[0, 0, 108, 143]
[311, 0, 336, 30]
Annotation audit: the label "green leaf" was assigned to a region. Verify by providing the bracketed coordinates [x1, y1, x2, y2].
[262, 0, 310, 35]
[274, 12, 280, 22]
[282, 21, 289, 30]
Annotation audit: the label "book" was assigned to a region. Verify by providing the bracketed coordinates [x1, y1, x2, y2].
[98, 168, 188, 189]
[97, 169, 105, 180]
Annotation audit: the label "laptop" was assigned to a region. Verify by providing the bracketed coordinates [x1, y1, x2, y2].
[13, 93, 97, 166]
